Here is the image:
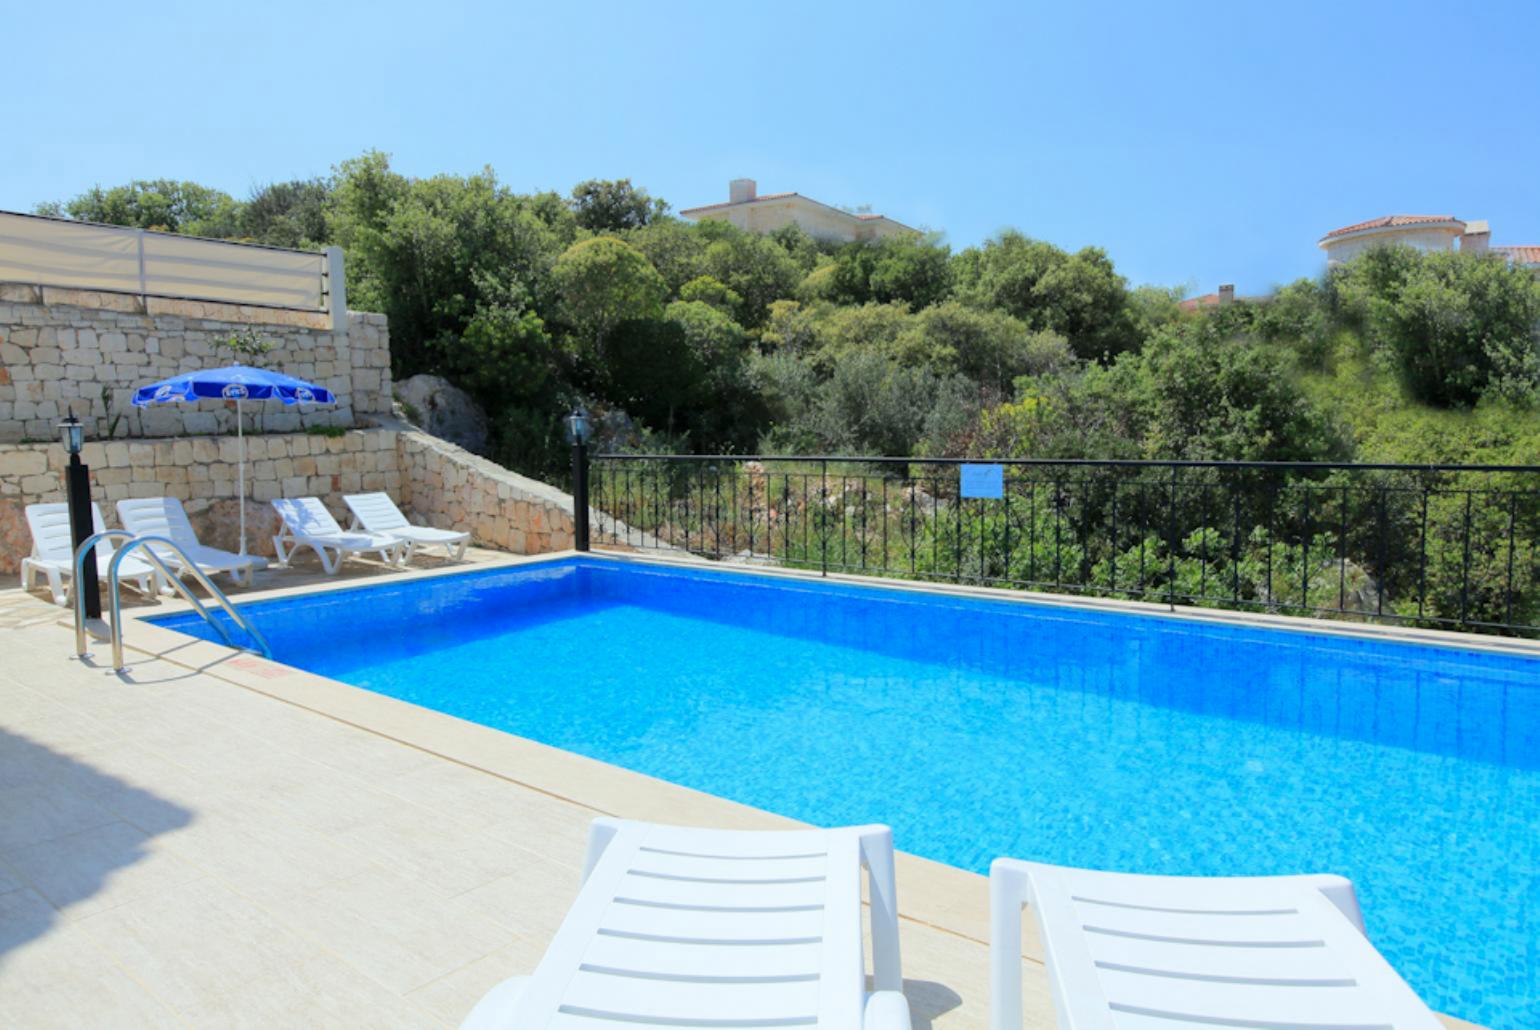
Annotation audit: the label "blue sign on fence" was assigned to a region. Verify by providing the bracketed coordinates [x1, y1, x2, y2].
[960, 463, 1004, 499]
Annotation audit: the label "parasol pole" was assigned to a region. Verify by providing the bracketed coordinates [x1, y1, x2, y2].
[237, 396, 247, 556]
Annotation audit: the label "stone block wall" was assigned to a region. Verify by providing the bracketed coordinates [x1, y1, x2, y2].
[0, 429, 402, 572]
[0, 284, 390, 443]
[0, 423, 601, 575]
[397, 429, 576, 554]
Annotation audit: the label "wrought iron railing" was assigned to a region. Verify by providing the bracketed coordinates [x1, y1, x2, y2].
[588, 454, 1540, 638]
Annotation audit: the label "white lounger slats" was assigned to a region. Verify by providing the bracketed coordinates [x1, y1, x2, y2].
[990, 859, 1441, 1030]
[343, 491, 469, 562]
[462, 818, 910, 1029]
[116, 497, 264, 586]
[21, 502, 160, 606]
[270, 497, 404, 574]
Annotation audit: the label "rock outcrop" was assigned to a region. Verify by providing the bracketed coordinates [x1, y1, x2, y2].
[393, 375, 489, 456]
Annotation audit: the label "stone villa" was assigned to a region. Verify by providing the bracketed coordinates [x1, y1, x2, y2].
[1318, 214, 1539, 269]
[680, 178, 915, 243]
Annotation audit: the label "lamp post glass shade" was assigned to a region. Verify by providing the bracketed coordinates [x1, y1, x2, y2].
[58, 413, 84, 455]
[565, 407, 593, 446]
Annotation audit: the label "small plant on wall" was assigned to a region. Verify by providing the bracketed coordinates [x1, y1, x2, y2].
[99, 384, 125, 439]
[213, 328, 277, 433]
[212, 327, 276, 365]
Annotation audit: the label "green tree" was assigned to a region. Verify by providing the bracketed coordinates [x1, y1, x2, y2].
[551, 236, 669, 361]
[41, 179, 243, 237]
[954, 230, 1136, 360]
[827, 234, 952, 309]
[894, 301, 1073, 390]
[569, 178, 667, 233]
[750, 351, 822, 450]
[664, 300, 761, 446]
[1338, 247, 1540, 406]
[599, 319, 702, 438]
[766, 222, 826, 271]
[629, 217, 709, 295]
[241, 179, 331, 248]
[809, 301, 913, 374]
[1131, 326, 1348, 461]
[700, 224, 802, 328]
[678, 275, 742, 315]
[759, 300, 823, 356]
[329, 152, 564, 380]
[453, 291, 559, 406]
[806, 351, 943, 456]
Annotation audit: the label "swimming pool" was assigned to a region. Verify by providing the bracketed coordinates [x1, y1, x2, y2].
[150, 556, 1540, 1027]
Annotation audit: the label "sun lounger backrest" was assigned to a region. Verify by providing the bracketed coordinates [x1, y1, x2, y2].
[344, 492, 411, 532]
[25, 502, 107, 561]
[508, 818, 885, 1027]
[273, 497, 344, 537]
[117, 497, 201, 548]
[989, 859, 1441, 1030]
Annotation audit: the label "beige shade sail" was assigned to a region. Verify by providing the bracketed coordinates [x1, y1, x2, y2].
[0, 210, 326, 310]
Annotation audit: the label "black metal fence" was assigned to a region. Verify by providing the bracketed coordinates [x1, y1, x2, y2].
[588, 454, 1540, 638]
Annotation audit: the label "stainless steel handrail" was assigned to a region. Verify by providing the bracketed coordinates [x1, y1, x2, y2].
[72, 532, 273, 670]
[72, 531, 219, 655]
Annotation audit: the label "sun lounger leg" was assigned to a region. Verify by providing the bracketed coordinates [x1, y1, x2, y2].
[46, 566, 66, 606]
[314, 544, 341, 575]
[989, 860, 1028, 1030]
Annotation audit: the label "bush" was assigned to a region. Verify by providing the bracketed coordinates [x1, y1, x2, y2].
[1334, 246, 1540, 407]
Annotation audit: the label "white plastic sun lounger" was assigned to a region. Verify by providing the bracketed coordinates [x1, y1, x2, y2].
[270, 497, 404, 575]
[990, 859, 1441, 1029]
[116, 497, 266, 587]
[21, 502, 161, 606]
[343, 491, 469, 562]
[462, 818, 911, 1029]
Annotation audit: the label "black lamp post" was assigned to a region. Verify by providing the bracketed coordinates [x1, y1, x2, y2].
[565, 406, 592, 552]
[59, 411, 100, 619]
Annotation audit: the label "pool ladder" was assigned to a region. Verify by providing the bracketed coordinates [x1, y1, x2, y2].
[72, 531, 273, 672]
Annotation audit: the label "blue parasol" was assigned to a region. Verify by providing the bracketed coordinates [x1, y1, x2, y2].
[131, 364, 335, 555]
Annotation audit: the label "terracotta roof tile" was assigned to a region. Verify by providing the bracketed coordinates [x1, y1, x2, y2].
[678, 192, 797, 215]
[1494, 245, 1540, 265]
[1178, 293, 1222, 311]
[1323, 215, 1464, 239]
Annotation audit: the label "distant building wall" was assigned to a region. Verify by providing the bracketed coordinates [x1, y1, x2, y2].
[704, 198, 911, 243]
[1320, 226, 1464, 266]
[682, 180, 915, 244]
[0, 284, 389, 443]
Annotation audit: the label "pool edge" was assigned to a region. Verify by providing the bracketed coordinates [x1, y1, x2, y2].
[111, 559, 1490, 1030]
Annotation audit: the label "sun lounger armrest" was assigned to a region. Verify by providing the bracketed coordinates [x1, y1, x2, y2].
[990, 858, 1091, 1030]
[859, 827, 901, 991]
[864, 990, 911, 1030]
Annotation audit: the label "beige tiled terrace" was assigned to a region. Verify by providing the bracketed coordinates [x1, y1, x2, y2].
[0, 552, 1481, 1028]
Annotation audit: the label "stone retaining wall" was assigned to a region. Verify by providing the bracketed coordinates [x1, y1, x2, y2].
[0, 284, 390, 443]
[0, 429, 402, 571]
[0, 423, 593, 574]
[397, 429, 575, 554]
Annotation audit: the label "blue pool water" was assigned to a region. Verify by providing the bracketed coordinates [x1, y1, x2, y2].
[151, 557, 1540, 1027]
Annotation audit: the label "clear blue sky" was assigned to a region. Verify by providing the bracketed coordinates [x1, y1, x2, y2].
[9, 0, 1538, 295]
